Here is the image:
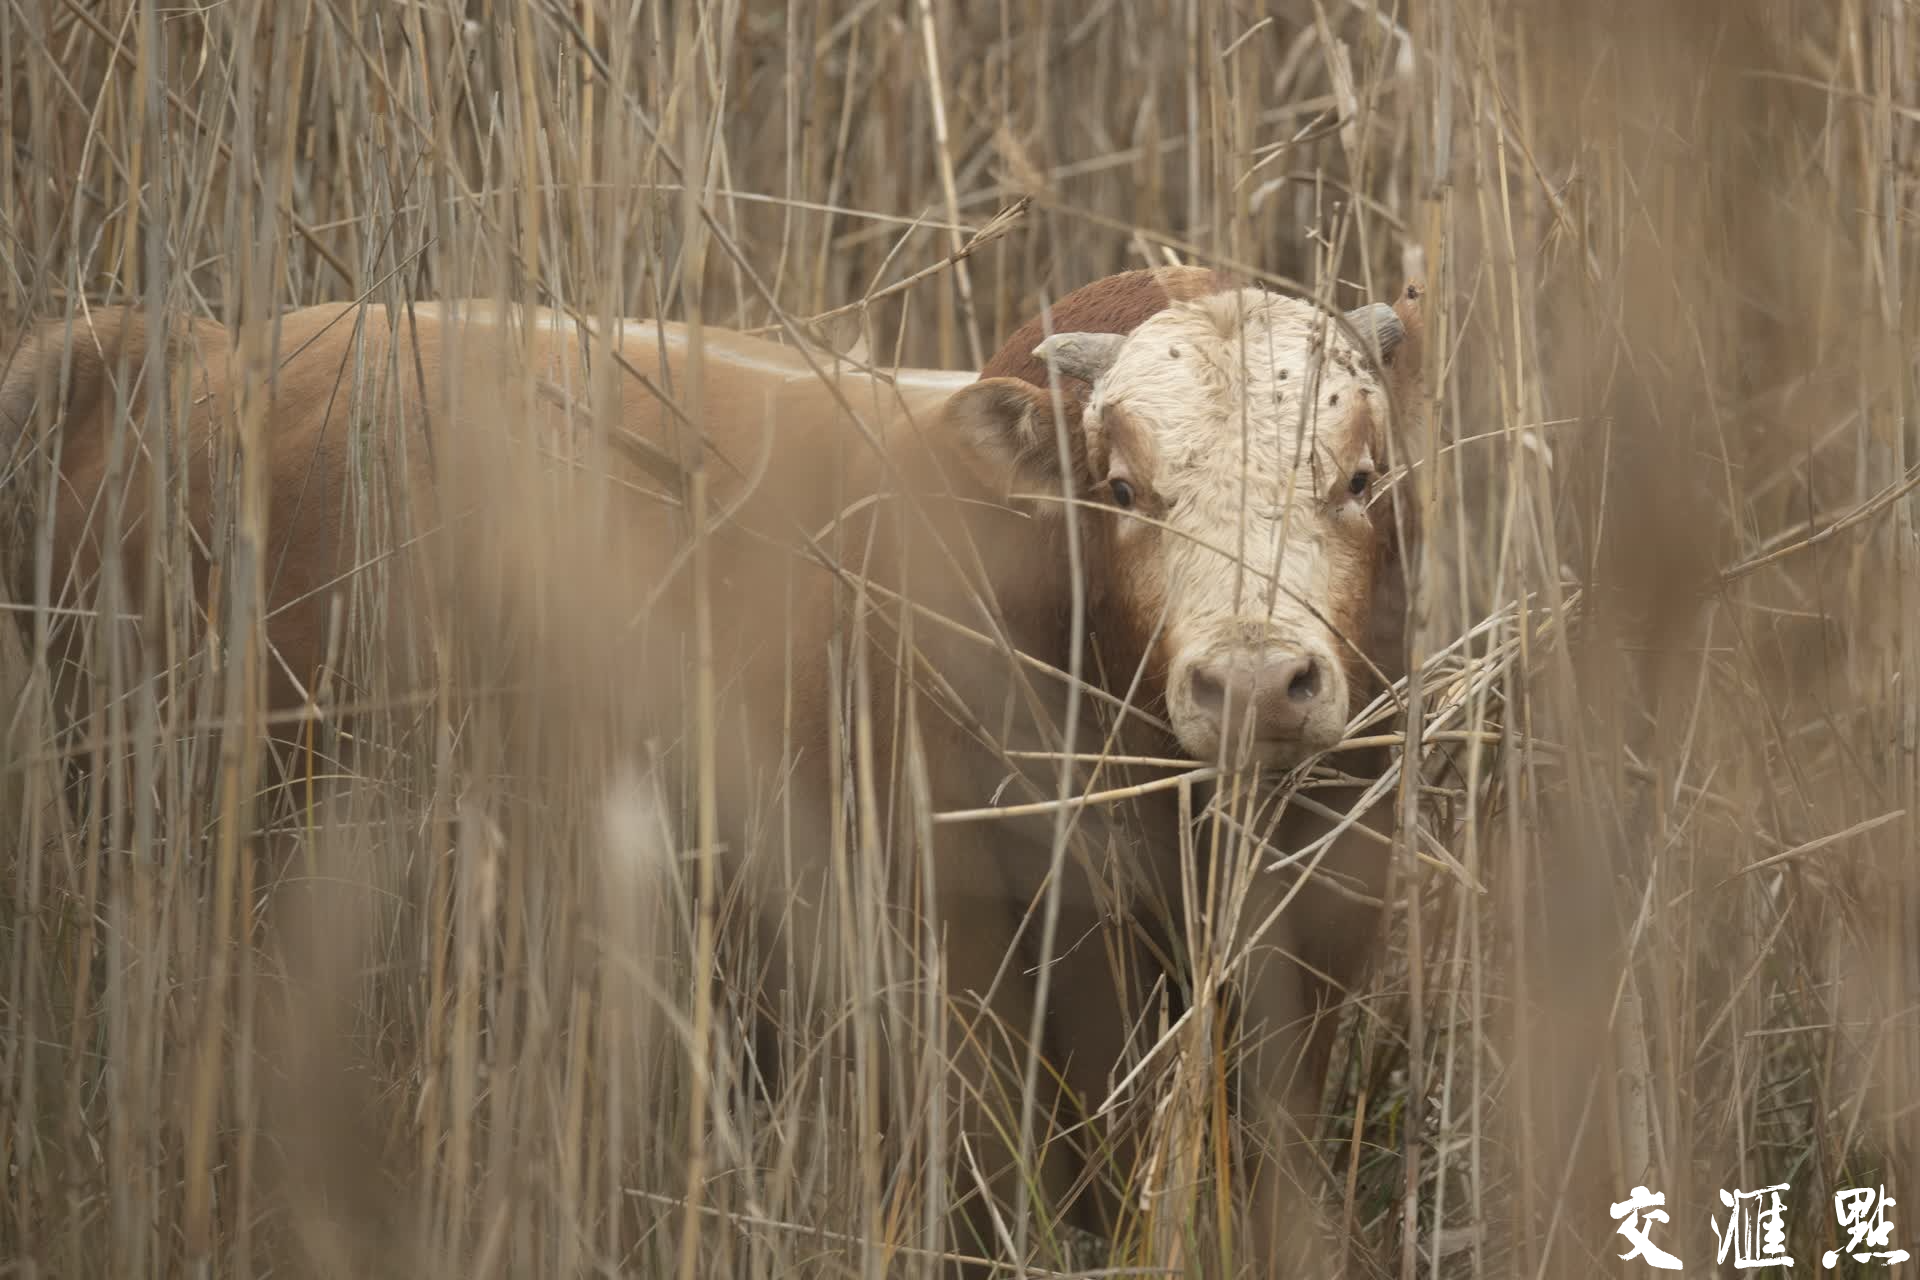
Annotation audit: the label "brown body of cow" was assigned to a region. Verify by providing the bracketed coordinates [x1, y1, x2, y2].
[1, 268, 1423, 1272]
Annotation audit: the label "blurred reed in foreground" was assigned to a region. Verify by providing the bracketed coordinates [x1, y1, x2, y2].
[3, 0, 1915, 1275]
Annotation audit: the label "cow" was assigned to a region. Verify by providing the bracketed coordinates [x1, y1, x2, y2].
[0, 267, 1423, 1272]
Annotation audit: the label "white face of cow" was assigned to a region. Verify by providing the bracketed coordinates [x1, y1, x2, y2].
[1034, 288, 1406, 768]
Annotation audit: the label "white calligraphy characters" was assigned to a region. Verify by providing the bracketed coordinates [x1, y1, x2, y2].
[1713, 1185, 1793, 1269]
[1612, 1186, 1685, 1271]
[1825, 1187, 1911, 1269]
[1610, 1182, 1908, 1271]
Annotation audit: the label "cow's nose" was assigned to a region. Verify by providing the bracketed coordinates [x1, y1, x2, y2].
[1188, 652, 1327, 751]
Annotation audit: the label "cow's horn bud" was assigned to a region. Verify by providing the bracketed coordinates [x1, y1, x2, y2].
[1032, 332, 1127, 384]
[1345, 303, 1405, 361]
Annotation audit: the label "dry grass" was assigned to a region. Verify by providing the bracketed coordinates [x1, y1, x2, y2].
[3, 0, 1917, 1276]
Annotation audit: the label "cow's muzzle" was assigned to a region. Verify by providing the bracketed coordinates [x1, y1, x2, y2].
[1172, 642, 1348, 767]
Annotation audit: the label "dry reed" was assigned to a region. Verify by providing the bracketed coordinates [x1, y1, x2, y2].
[2, 1, 1915, 1276]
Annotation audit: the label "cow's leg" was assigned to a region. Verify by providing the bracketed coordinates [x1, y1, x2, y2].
[1228, 927, 1325, 1273]
[1037, 904, 1164, 1248]
[1235, 797, 1391, 1274]
[935, 890, 1088, 1276]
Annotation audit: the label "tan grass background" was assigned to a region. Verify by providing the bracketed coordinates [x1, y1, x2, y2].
[3, 0, 1917, 1276]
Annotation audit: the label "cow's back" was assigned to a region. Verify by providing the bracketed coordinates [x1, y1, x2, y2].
[5, 300, 974, 716]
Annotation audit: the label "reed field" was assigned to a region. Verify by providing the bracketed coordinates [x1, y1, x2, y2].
[3, 0, 1917, 1276]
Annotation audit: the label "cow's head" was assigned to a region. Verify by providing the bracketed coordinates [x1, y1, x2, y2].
[941, 270, 1423, 768]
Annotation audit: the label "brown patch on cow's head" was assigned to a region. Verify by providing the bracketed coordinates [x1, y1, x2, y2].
[964, 272, 1427, 768]
[980, 266, 1233, 395]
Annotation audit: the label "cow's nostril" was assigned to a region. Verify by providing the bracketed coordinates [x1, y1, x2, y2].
[1189, 666, 1228, 717]
[1285, 658, 1321, 704]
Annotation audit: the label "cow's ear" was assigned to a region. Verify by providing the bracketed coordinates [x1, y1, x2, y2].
[1366, 484, 1417, 691]
[1382, 282, 1426, 410]
[935, 328, 1125, 498]
[1365, 282, 1428, 691]
[938, 376, 1084, 497]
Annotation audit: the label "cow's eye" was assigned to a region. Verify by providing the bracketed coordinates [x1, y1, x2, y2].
[1110, 477, 1136, 509]
[1348, 469, 1372, 497]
